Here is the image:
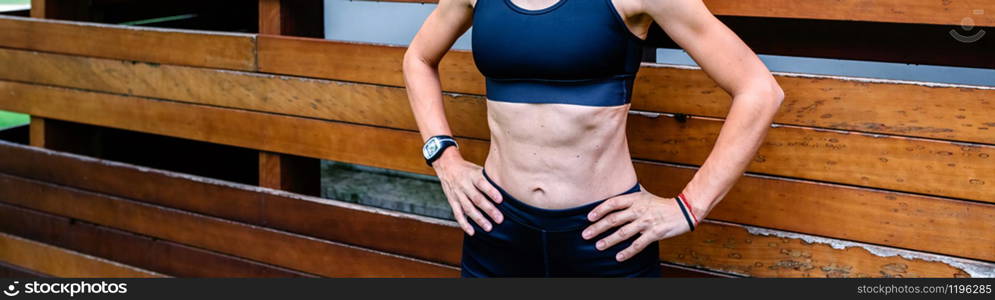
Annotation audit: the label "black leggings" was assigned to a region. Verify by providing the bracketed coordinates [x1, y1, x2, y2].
[460, 169, 661, 277]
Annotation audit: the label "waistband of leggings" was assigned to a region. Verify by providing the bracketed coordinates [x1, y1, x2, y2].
[481, 168, 641, 221]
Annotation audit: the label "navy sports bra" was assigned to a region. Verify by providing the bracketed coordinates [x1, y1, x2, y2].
[471, 0, 645, 107]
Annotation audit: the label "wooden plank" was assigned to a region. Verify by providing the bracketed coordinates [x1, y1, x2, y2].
[702, 0, 995, 27]
[661, 221, 991, 278]
[258, 0, 281, 34]
[0, 261, 50, 278]
[0, 140, 465, 266]
[0, 232, 164, 278]
[0, 202, 318, 278]
[0, 15, 256, 70]
[0, 80, 479, 176]
[1, 79, 992, 204]
[625, 114, 995, 204]
[0, 141, 987, 277]
[0, 82, 992, 259]
[0, 48, 480, 143]
[258, 35, 482, 96]
[633, 160, 995, 263]
[0, 173, 458, 278]
[654, 16, 995, 70]
[28, 117, 102, 155]
[253, 37, 995, 144]
[28, 117, 43, 148]
[383, 0, 995, 27]
[30, 0, 90, 20]
[7, 42, 994, 146]
[258, 151, 321, 196]
[1, 134, 992, 265]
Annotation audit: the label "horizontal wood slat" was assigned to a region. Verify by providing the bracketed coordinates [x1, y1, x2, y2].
[255, 36, 995, 144]
[625, 114, 995, 204]
[1, 16, 990, 146]
[1, 133, 992, 270]
[0, 261, 49, 278]
[1, 76, 992, 205]
[0, 80, 469, 175]
[0, 145, 723, 278]
[0, 202, 318, 278]
[703, 0, 995, 27]
[1, 143, 987, 277]
[662, 221, 987, 278]
[633, 160, 995, 263]
[0, 15, 256, 70]
[384, 0, 995, 26]
[0, 141, 465, 266]
[0, 232, 164, 278]
[0, 173, 459, 278]
[0, 80, 992, 259]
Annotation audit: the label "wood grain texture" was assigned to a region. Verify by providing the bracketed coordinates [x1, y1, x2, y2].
[258, 0, 281, 34]
[0, 232, 164, 278]
[28, 117, 44, 148]
[2, 19, 992, 144]
[1, 79, 992, 204]
[661, 221, 985, 278]
[253, 37, 995, 144]
[633, 160, 995, 263]
[0, 260, 49, 278]
[1, 122, 992, 264]
[0, 140, 465, 266]
[0, 15, 256, 70]
[0, 82, 991, 259]
[382, 0, 995, 26]
[258, 151, 321, 196]
[0, 173, 457, 278]
[0, 141, 987, 277]
[702, 0, 995, 27]
[6, 40, 994, 145]
[0, 202, 318, 278]
[625, 114, 995, 204]
[0, 80, 482, 176]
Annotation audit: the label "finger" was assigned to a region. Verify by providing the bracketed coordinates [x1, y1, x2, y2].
[587, 194, 636, 222]
[582, 209, 636, 240]
[443, 183, 474, 236]
[473, 174, 503, 204]
[616, 232, 658, 262]
[594, 218, 645, 250]
[457, 190, 493, 232]
[465, 184, 504, 224]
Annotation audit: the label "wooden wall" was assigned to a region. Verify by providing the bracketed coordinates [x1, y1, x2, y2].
[0, 0, 992, 278]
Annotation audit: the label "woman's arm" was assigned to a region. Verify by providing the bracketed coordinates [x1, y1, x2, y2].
[583, 0, 783, 262]
[646, 0, 784, 220]
[403, 0, 505, 236]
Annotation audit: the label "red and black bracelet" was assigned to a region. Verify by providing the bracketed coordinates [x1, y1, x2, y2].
[674, 192, 699, 231]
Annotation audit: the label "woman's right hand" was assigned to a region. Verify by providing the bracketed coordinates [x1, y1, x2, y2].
[432, 148, 504, 236]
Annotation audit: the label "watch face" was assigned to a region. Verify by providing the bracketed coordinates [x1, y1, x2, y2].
[423, 138, 440, 159]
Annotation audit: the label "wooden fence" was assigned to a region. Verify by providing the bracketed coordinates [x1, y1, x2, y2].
[0, 0, 992, 278]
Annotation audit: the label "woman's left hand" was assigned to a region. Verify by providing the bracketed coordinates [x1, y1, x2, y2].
[581, 190, 694, 262]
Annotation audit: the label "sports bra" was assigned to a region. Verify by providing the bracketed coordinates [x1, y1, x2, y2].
[471, 0, 645, 107]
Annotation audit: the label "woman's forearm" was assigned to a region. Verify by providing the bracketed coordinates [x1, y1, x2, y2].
[402, 51, 466, 165]
[403, 52, 454, 141]
[680, 83, 784, 220]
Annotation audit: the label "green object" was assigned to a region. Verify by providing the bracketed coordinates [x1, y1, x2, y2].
[0, 0, 29, 5]
[0, 111, 29, 129]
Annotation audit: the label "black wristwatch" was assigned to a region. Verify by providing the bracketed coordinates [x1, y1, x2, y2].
[422, 135, 459, 167]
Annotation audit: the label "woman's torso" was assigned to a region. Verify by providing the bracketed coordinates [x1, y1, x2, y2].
[471, 0, 648, 209]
